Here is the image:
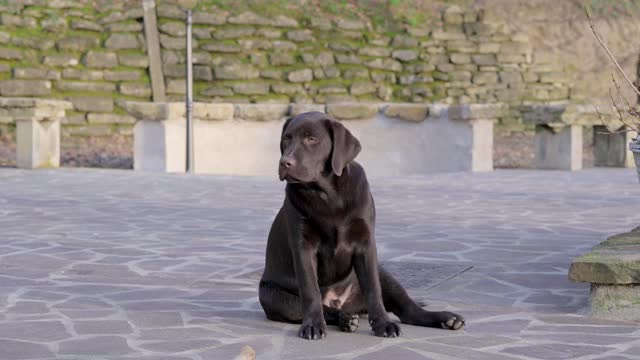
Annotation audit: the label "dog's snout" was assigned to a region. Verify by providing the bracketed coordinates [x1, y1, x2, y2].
[280, 157, 296, 168]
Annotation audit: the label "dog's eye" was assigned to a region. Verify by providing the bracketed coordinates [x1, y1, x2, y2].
[304, 136, 318, 144]
[281, 136, 290, 143]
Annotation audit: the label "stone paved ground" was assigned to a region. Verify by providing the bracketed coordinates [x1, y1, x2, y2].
[1, 168, 639, 360]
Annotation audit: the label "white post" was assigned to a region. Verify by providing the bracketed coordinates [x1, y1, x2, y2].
[185, 9, 194, 173]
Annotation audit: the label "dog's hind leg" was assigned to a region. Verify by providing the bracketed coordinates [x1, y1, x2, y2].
[259, 281, 359, 332]
[379, 267, 465, 330]
[259, 281, 303, 323]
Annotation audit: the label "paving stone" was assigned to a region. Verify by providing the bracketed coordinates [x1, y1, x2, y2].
[58, 336, 134, 356]
[73, 320, 133, 335]
[0, 339, 54, 360]
[501, 343, 614, 360]
[0, 321, 69, 341]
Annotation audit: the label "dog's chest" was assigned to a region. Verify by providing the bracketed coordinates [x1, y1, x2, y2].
[316, 239, 353, 285]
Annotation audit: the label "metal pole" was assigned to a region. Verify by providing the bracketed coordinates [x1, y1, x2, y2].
[185, 9, 194, 173]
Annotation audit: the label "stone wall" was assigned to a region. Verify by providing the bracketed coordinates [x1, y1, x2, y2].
[0, 0, 149, 137]
[0, 0, 574, 138]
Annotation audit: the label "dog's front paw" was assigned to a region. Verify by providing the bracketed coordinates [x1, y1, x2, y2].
[338, 312, 359, 333]
[439, 311, 465, 330]
[298, 318, 327, 340]
[371, 319, 401, 338]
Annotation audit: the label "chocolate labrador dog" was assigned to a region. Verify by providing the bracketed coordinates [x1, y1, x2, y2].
[259, 111, 465, 340]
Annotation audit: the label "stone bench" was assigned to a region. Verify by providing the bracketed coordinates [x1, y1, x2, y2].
[0, 98, 71, 168]
[569, 227, 640, 321]
[125, 102, 506, 176]
[520, 102, 637, 170]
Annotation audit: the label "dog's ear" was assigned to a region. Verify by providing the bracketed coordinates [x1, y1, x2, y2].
[326, 118, 361, 176]
[280, 117, 293, 155]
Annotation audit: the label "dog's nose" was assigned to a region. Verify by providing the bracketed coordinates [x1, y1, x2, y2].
[280, 157, 295, 168]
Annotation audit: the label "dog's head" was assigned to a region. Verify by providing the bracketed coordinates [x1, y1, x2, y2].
[278, 112, 361, 183]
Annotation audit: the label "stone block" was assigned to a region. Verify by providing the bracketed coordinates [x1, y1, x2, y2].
[383, 104, 429, 122]
[202, 86, 234, 97]
[106, 33, 140, 49]
[42, 17, 68, 32]
[69, 97, 114, 113]
[214, 64, 259, 80]
[57, 81, 116, 93]
[335, 19, 365, 30]
[290, 104, 325, 116]
[0, 80, 51, 96]
[366, 58, 402, 72]
[56, 36, 99, 52]
[272, 15, 299, 27]
[359, 47, 391, 57]
[13, 68, 60, 80]
[270, 52, 295, 66]
[392, 50, 418, 62]
[193, 12, 227, 25]
[234, 104, 289, 121]
[569, 227, 640, 320]
[287, 30, 313, 42]
[288, 69, 313, 83]
[62, 69, 104, 81]
[271, 83, 304, 95]
[391, 35, 418, 47]
[472, 54, 497, 65]
[335, 54, 362, 65]
[104, 70, 141, 81]
[213, 27, 255, 40]
[534, 124, 582, 170]
[119, 83, 152, 98]
[193, 103, 234, 121]
[159, 21, 186, 37]
[326, 103, 378, 120]
[272, 41, 297, 51]
[232, 82, 269, 95]
[83, 51, 118, 68]
[228, 12, 271, 26]
[0, 47, 22, 60]
[302, 52, 335, 66]
[590, 284, 640, 321]
[87, 113, 136, 124]
[450, 53, 471, 64]
[473, 72, 498, 85]
[201, 43, 241, 53]
[166, 79, 186, 95]
[118, 54, 149, 68]
[71, 18, 103, 32]
[349, 82, 377, 96]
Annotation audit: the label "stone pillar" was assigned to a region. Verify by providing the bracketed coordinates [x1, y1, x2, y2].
[593, 126, 637, 168]
[448, 103, 505, 172]
[0, 98, 71, 169]
[126, 102, 234, 173]
[534, 124, 582, 170]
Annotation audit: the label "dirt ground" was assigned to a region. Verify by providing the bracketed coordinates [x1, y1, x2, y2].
[0, 133, 133, 169]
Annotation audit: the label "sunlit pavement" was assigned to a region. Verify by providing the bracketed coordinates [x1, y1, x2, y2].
[1, 168, 639, 359]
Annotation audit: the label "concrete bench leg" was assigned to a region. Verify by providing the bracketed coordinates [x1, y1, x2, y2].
[471, 119, 494, 172]
[534, 124, 582, 170]
[134, 118, 186, 173]
[593, 125, 637, 167]
[16, 118, 60, 168]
